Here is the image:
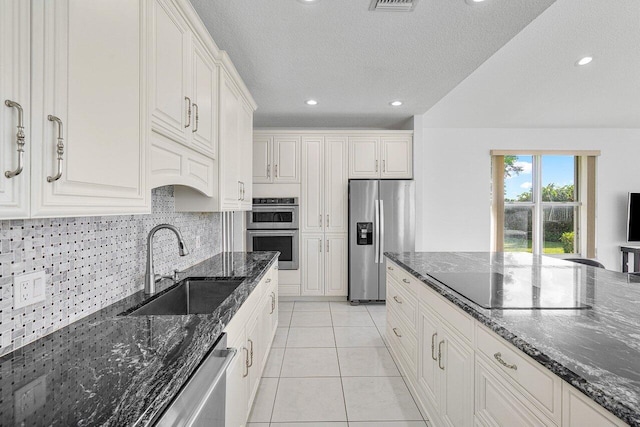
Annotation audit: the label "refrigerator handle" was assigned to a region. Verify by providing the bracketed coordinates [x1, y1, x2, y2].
[374, 199, 380, 264]
[379, 199, 385, 263]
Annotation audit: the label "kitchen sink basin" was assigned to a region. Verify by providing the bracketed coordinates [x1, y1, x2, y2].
[126, 278, 245, 316]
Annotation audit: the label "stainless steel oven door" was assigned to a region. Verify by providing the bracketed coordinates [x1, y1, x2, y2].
[247, 205, 299, 230]
[247, 229, 299, 270]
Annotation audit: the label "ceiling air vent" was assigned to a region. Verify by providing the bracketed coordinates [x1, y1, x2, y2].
[369, 0, 418, 12]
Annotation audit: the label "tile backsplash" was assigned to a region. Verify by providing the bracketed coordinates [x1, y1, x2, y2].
[0, 186, 222, 357]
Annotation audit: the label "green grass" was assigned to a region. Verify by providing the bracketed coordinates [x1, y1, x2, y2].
[504, 239, 566, 254]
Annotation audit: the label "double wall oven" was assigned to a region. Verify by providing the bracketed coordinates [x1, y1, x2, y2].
[246, 198, 299, 270]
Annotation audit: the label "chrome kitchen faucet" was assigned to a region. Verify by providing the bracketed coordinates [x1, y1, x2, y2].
[145, 224, 190, 295]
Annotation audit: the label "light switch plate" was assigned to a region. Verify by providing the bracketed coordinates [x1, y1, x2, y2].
[13, 271, 47, 310]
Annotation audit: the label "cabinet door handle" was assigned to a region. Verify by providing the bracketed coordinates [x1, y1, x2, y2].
[184, 96, 191, 128]
[248, 339, 254, 367]
[393, 295, 402, 304]
[243, 347, 249, 377]
[431, 332, 438, 361]
[326, 214, 329, 227]
[4, 100, 25, 178]
[388, 266, 394, 271]
[319, 214, 322, 227]
[267, 164, 270, 179]
[275, 164, 278, 178]
[438, 340, 445, 370]
[266, 278, 272, 284]
[383, 159, 386, 172]
[192, 102, 199, 133]
[326, 239, 329, 252]
[319, 239, 322, 253]
[494, 352, 518, 371]
[270, 292, 275, 314]
[46, 115, 65, 182]
[241, 182, 245, 201]
[393, 327, 402, 338]
[402, 278, 410, 284]
[375, 159, 378, 172]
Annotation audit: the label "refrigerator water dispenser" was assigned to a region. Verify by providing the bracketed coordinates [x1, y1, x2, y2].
[356, 222, 373, 245]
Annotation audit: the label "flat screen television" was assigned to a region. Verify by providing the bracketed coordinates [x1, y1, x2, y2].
[628, 193, 640, 242]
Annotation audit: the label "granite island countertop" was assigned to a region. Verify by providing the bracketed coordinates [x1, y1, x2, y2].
[385, 251, 640, 426]
[0, 251, 279, 427]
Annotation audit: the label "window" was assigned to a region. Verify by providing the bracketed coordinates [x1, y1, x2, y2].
[491, 150, 599, 257]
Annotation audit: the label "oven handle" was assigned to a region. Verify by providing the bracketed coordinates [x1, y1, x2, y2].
[247, 230, 299, 236]
[251, 206, 298, 213]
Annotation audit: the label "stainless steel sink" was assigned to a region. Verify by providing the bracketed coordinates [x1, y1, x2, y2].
[126, 278, 245, 316]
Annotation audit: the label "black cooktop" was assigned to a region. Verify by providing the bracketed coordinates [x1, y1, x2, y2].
[427, 271, 591, 309]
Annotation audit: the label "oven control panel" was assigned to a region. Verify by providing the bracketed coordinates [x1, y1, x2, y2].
[252, 198, 298, 205]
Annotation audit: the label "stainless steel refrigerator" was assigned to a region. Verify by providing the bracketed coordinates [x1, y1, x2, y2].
[349, 179, 415, 302]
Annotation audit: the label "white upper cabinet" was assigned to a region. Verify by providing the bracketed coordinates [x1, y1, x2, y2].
[324, 137, 348, 233]
[238, 101, 254, 211]
[191, 38, 218, 157]
[252, 136, 272, 183]
[253, 134, 300, 184]
[301, 136, 324, 232]
[0, 0, 30, 219]
[30, 0, 148, 218]
[381, 135, 412, 179]
[150, 0, 190, 144]
[348, 134, 413, 179]
[301, 136, 347, 233]
[273, 137, 300, 183]
[349, 136, 380, 178]
[219, 70, 242, 211]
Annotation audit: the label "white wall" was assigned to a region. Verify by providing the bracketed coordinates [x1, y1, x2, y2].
[414, 127, 640, 271]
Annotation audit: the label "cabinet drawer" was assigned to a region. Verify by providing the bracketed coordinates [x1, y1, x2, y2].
[476, 325, 561, 422]
[387, 278, 417, 331]
[419, 283, 473, 343]
[475, 357, 556, 427]
[387, 310, 417, 378]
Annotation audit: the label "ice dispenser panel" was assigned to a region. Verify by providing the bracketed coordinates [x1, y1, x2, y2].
[356, 222, 373, 245]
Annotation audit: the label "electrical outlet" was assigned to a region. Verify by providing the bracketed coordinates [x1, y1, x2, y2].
[13, 271, 47, 310]
[195, 235, 201, 249]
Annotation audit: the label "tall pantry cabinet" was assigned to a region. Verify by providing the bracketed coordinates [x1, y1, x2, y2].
[300, 136, 349, 296]
[1, 0, 149, 220]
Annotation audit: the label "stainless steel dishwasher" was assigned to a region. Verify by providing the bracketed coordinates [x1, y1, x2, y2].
[155, 333, 236, 427]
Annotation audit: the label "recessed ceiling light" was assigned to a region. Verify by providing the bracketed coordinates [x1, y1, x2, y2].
[298, 0, 318, 3]
[305, 99, 318, 106]
[389, 101, 403, 107]
[465, 0, 486, 4]
[576, 56, 593, 66]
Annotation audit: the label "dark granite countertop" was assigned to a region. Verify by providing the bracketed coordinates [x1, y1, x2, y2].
[0, 251, 278, 427]
[385, 252, 640, 426]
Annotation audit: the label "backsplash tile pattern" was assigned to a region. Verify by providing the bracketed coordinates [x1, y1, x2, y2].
[0, 186, 221, 357]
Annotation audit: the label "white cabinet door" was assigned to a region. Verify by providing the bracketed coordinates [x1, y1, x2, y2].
[274, 136, 300, 183]
[0, 0, 30, 219]
[226, 332, 249, 427]
[324, 136, 348, 233]
[191, 39, 217, 157]
[439, 326, 474, 427]
[381, 136, 412, 179]
[349, 136, 379, 178]
[150, 0, 190, 144]
[30, 0, 148, 218]
[562, 384, 625, 427]
[418, 305, 440, 410]
[324, 234, 348, 296]
[238, 101, 253, 210]
[301, 234, 324, 296]
[253, 136, 272, 184]
[301, 136, 324, 233]
[218, 71, 241, 211]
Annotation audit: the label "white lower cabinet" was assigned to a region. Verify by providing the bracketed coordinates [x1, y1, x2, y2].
[224, 263, 278, 427]
[386, 259, 628, 427]
[415, 303, 473, 427]
[301, 233, 347, 296]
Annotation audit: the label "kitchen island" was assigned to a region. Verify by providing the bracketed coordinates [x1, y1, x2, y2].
[385, 252, 640, 427]
[0, 251, 278, 426]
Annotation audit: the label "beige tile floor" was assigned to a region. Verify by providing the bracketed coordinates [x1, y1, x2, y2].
[246, 301, 430, 427]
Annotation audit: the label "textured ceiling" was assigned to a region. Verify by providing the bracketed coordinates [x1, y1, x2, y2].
[422, 0, 640, 128]
[189, 0, 555, 129]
